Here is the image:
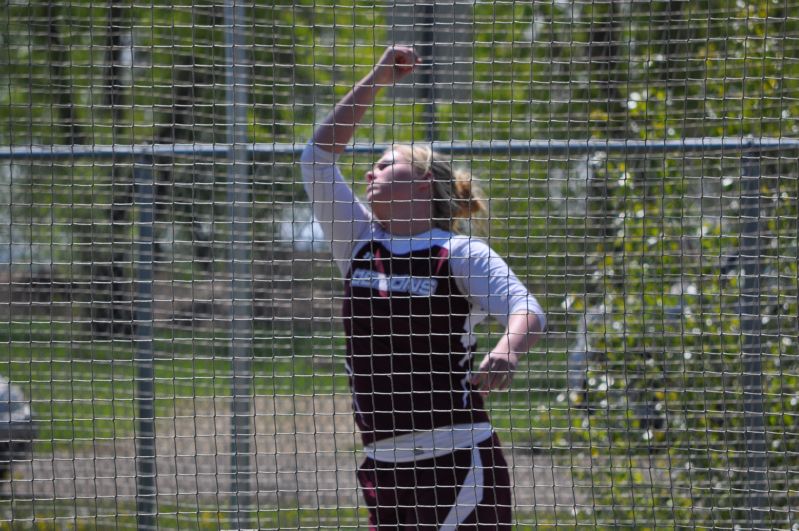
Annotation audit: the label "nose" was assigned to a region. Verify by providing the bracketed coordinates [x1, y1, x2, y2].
[365, 171, 375, 182]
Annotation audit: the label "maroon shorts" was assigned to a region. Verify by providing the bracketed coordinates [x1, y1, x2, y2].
[357, 433, 512, 530]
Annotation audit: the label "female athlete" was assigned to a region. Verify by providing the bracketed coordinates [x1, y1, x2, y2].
[300, 45, 546, 529]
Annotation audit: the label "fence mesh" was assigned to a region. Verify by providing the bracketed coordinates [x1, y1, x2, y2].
[2, 1, 799, 529]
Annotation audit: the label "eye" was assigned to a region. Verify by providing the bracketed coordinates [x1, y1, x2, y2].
[375, 162, 388, 171]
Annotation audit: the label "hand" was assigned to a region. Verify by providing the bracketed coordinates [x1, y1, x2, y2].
[471, 352, 519, 394]
[372, 45, 420, 86]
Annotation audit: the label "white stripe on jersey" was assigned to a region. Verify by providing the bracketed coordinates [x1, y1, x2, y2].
[440, 445, 485, 530]
[343, 360, 366, 426]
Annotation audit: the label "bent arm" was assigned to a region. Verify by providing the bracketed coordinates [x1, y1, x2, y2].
[494, 312, 544, 360]
[449, 238, 546, 393]
[301, 46, 420, 270]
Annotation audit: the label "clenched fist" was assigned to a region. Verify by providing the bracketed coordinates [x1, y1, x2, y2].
[371, 45, 421, 86]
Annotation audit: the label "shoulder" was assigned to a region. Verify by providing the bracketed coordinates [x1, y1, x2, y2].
[350, 221, 389, 257]
[446, 234, 494, 259]
[300, 142, 339, 164]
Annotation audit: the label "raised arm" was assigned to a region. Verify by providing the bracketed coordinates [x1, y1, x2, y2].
[312, 46, 420, 153]
[301, 46, 421, 272]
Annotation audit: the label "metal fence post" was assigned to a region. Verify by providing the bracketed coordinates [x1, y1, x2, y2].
[418, 2, 436, 142]
[225, 1, 254, 528]
[739, 149, 769, 526]
[133, 156, 156, 530]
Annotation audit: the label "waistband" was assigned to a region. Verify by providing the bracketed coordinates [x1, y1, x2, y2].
[363, 422, 494, 463]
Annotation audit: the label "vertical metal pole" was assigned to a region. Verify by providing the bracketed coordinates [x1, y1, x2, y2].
[739, 150, 768, 527]
[134, 156, 156, 530]
[225, 1, 254, 528]
[418, 2, 436, 142]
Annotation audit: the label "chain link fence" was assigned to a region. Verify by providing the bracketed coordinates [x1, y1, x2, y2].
[2, 1, 799, 529]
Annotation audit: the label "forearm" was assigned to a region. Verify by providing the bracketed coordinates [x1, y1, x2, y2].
[312, 71, 382, 153]
[490, 312, 543, 361]
[472, 312, 543, 392]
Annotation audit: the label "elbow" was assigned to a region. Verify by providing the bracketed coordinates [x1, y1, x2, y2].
[506, 311, 545, 337]
[508, 303, 546, 334]
[531, 311, 547, 335]
[521, 312, 546, 343]
[503, 312, 544, 353]
[524, 313, 545, 350]
[299, 142, 316, 168]
[299, 142, 324, 195]
[515, 311, 546, 345]
[505, 294, 546, 334]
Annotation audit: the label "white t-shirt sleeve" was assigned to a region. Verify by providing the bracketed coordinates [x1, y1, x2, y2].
[299, 142, 372, 274]
[449, 237, 547, 331]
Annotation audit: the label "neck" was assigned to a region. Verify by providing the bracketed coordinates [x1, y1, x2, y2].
[373, 201, 435, 236]
[378, 218, 434, 236]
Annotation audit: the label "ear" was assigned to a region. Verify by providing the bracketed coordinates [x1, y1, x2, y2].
[415, 173, 433, 195]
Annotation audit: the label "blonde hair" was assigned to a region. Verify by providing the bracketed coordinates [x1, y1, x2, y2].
[392, 144, 487, 234]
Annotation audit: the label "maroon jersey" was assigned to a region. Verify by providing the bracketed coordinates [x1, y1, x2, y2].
[343, 237, 490, 446]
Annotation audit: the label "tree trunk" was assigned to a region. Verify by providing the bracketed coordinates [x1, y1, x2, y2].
[588, 0, 625, 138]
[92, 1, 133, 338]
[46, 5, 83, 145]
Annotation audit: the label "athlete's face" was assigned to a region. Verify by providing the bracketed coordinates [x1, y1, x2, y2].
[365, 151, 431, 219]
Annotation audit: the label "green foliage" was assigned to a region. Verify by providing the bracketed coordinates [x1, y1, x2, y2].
[565, 153, 799, 525]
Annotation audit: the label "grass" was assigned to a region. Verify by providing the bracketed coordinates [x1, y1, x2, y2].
[0, 498, 371, 530]
[0, 322, 350, 453]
